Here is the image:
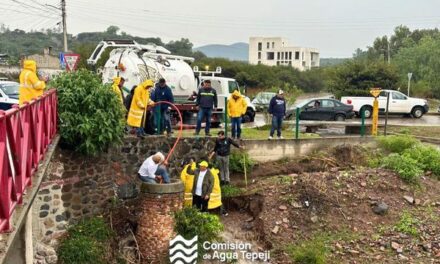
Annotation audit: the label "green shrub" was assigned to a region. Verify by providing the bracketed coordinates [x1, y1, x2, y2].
[174, 207, 223, 255]
[287, 236, 327, 264]
[58, 236, 106, 264]
[222, 185, 243, 197]
[50, 69, 125, 155]
[394, 211, 418, 236]
[377, 135, 419, 154]
[58, 217, 113, 264]
[382, 153, 423, 183]
[403, 144, 440, 177]
[68, 217, 113, 242]
[229, 151, 255, 173]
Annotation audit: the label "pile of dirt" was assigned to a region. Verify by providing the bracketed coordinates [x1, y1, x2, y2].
[228, 144, 440, 263]
[234, 168, 440, 263]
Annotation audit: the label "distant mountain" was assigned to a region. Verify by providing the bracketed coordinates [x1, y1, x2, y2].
[194, 43, 249, 61]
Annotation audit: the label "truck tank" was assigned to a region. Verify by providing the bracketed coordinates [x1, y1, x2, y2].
[101, 48, 196, 98]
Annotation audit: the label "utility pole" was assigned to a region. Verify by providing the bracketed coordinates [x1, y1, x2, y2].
[61, 0, 68, 52]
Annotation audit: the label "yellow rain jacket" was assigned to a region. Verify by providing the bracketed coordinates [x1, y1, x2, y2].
[227, 90, 247, 118]
[180, 165, 222, 210]
[19, 60, 46, 105]
[181, 162, 196, 207]
[208, 168, 222, 210]
[127, 80, 153, 128]
[112, 77, 124, 104]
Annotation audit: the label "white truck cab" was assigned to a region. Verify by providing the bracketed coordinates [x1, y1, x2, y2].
[194, 67, 256, 122]
[341, 90, 429, 118]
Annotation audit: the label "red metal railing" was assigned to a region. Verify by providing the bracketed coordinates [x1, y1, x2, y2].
[0, 89, 57, 232]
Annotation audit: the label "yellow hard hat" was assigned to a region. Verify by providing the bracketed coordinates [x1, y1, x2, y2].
[199, 161, 209, 167]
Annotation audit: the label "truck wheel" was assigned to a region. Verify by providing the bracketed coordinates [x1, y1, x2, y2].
[243, 108, 255, 123]
[242, 114, 251, 123]
[335, 114, 346, 121]
[360, 106, 373, 118]
[411, 106, 424, 118]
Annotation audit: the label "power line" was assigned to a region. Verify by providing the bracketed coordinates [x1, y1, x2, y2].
[65, 2, 440, 31]
[9, 0, 59, 15]
[67, 0, 440, 26]
[0, 7, 58, 19]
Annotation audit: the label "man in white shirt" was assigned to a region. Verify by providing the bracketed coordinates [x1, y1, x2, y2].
[138, 152, 170, 184]
[192, 161, 214, 212]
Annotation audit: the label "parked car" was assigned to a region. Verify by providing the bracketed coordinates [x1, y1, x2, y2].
[292, 98, 355, 121]
[251, 92, 276, 111]
[341, 90, 428, 118]
[0, 81, 19, 110]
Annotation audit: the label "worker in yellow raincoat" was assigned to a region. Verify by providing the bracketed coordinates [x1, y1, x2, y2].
[208, 167, 222, 210]
[112, 77, 125, 104]
[180, 158, 197, 207]
[180, 158, 223, 211]
[127, 79, 154, 137]
[227, 89, 247, 139]
[19, 60, 47, 105]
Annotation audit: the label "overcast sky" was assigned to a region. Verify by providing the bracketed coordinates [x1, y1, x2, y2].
[1, 0, 440, 57]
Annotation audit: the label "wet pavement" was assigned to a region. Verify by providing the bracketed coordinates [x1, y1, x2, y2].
[247, 113, 440, 128]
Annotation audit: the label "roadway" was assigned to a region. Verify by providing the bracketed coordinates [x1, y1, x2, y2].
[246, 113, 440, 128]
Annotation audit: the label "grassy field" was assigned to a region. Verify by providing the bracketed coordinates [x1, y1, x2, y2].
[179, 126, 319, 140]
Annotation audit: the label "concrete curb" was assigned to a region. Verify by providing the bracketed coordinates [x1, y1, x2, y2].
[0, 135, 60, 264]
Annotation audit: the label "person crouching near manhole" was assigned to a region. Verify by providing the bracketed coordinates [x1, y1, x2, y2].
[192, 161, 214, 212]
[138, 152, 170, 184]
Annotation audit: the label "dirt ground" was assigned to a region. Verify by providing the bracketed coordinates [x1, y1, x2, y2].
[227, 144, 440, 264]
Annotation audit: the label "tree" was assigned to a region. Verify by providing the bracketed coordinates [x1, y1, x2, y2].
[327, 60, 399, 98]
[105, 26, 120, 35]
[393, 36, 440, 98]
[50, 70, 125, 155]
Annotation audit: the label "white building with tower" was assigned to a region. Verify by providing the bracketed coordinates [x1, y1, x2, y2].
[248, 37, 319, 71]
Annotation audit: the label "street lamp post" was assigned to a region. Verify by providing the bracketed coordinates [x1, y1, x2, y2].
[407, 73, 413, 96]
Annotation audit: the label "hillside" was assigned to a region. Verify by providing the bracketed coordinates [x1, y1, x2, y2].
[0, 26, 205, 65]
[194, 42, 249, 61]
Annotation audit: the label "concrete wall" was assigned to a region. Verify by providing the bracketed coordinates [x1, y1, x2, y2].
[245, 137, 375, 162]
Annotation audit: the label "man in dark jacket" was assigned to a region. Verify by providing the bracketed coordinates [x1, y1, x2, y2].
[195, 80, 218, 136]
[209, 131, 241, 185]
[192, 161, 214, 212]
[268, 89, 286, 140]
[151, 78, 174, 134]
